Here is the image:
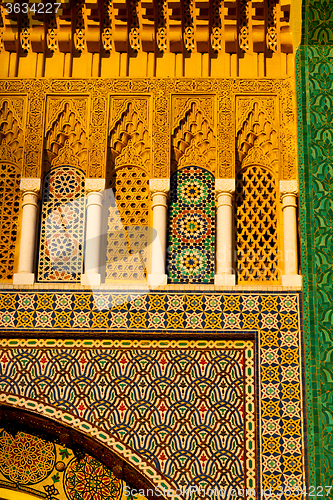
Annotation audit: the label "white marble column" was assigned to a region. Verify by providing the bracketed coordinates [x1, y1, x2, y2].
[148, 179, 170, 287]
[81, 178, 105, 286]
[214, 179, 236, 286]
[280, 180, 302, 287]
[13, 178, 41, 285]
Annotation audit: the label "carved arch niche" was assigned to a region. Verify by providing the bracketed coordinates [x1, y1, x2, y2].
[235, 97, 282, 283]
[37, 98, 88, 283]
[0, 98, 25, 281]
[171, 97, 216, 175]
[43, 97, 89, 174]
[105, 98, 151, 282]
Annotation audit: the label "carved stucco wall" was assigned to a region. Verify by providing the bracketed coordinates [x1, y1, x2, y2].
[0, 78, 298, 182]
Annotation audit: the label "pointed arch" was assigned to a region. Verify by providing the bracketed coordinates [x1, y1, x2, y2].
[167, 166, 215, 284]
[236, 100, 279, 175]
[0, 99, 24, 169]
[109, 100, 150, 172]
[106, 99, 151, 282]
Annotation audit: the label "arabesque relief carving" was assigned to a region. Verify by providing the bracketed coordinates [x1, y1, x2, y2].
[0, 98, 25, 170]
[0, 78, 297, 181]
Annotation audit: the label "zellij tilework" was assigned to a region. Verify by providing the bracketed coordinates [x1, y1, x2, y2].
[297, 0, 333, 492]
[167, 167, 215, 284]
[38, 166, 85, 283]
[0, 292, 306, 499]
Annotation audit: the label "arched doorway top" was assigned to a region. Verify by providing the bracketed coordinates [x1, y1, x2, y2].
[0, 393, 182, 500]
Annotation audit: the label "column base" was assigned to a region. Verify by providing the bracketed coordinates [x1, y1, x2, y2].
[148, 274, 168, 287]
[81, 273, 101, 286]
[13, 273, 35, 285]
[214, 274, 236, 286]
[282, 274, 302, 287]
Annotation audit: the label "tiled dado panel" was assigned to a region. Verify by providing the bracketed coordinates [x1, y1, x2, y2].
[0, 292, 306, 498]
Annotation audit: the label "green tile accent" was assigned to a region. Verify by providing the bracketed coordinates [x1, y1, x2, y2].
[297, 0, 333, 491]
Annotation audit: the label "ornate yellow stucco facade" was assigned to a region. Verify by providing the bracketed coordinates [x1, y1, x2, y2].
[0, 2, 309, 500]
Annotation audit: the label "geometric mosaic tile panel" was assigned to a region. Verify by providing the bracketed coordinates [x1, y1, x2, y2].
[0, 292, 300, 333]
[167, 167, 215, 284]
[37, 166, 85, 283]
[0, 291, 305, 498]
[0, 340, 255, 498]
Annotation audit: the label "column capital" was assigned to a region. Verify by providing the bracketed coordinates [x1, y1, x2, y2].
[85, 178, 106, 193]
[279, 180, 298, 197]
[20, 178, 41, 193]
[149, 178, 170, 195]
[215, 178, 235, 195]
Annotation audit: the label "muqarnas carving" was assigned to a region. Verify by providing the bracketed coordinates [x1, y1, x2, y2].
[36, 99, 88, 283]
[172, 98, 216, 175]
[105, 98, 150, 282]
[236, 98, 280, 282]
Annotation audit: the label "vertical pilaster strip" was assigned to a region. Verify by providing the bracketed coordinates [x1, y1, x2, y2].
[296, 0, 333, 489]
[280, 180, 302, 286]
[81, 179, 105, 286]
[217, 82, 234, 178]
[13, 178, 41, 285]
[148, 178, 169, 288]
[214, 179, 235, 286]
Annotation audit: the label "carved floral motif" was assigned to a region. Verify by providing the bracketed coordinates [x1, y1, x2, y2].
[0, 78, 297, 181]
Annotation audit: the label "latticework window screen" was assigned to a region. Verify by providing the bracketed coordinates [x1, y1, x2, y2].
[235, 165, 280, 282]
[37, 166, 85, 282]
[167, 166, 215, 284]
[105, 166, 149, 282]
[0, 163, 20, 281]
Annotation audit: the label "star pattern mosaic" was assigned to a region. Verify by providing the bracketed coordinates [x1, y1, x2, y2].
[0, 291, 299, 332]
[167, 167, 215, 283]
[37, 167, 85, 283]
